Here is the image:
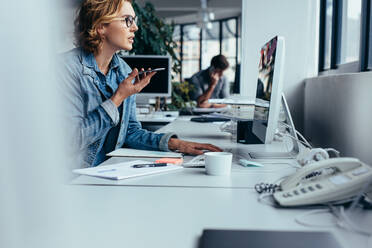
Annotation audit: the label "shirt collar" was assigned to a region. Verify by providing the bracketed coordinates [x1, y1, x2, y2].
[110, 53, 120, 70]
[81, 49, 120, 73]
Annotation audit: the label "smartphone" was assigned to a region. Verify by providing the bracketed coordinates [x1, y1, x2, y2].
[137, 68, 165, 75]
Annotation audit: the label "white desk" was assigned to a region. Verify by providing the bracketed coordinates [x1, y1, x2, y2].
[72, 117, 297, 188]
[70, 117, 372, 248]
[67, 186, 371, 248]
[137, 111, 179, 123]
[136, 111, 180, 131]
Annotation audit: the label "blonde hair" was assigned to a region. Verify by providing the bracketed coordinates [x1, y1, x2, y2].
[74, 0, 131, 54]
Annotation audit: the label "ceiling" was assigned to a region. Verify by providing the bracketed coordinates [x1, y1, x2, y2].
[136, 0, 242, 23]
[70, 0, 242, 24]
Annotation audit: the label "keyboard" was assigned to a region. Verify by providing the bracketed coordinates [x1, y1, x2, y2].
[190, 116, 231, 122]
[208, 97, 269, 107]
[209, 97, 255, 105]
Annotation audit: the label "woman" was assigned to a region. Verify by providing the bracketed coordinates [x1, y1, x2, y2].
[60, 0, 222, 167]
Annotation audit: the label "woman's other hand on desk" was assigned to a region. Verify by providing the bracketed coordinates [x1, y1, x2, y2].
[168, 138, 222, 155]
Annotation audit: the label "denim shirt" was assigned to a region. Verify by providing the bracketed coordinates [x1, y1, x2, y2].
[59, 48, 176, 167]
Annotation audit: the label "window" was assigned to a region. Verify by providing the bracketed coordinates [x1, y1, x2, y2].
[339, 0, 362, 64]
[182, 25, 201, 79]
[222, 18, 238, 87]
[201, 22, 220, 69]
[172, 25, 181, 81]
[323, 0, 333, 69]
[174, 16, 241, 92]
[319, 0, 372, 73]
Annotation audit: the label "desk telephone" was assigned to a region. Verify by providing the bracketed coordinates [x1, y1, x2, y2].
[273, 158, 372, 207]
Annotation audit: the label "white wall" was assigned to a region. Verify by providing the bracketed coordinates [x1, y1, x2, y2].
[56, 3, 77, 53]
[241, 0, 320, 131]
[305, 73, 372, 165]
[0, 1, 79, 247]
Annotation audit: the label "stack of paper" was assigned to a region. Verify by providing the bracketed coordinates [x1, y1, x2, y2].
[73, 160, 183, 180]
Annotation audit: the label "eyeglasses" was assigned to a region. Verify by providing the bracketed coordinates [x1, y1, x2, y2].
[115, 15, 137, 28]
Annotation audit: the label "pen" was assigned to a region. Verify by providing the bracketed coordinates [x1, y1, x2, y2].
[132, 163, 168, 168]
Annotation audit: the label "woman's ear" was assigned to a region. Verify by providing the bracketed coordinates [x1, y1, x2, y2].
[96, 23, 106, 39]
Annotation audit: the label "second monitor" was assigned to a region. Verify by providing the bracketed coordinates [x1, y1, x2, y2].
[121, 55, 171, 104]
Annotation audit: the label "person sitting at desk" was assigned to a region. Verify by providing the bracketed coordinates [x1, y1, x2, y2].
[59, 0, 222, 167]
[189, 55, 230, 108]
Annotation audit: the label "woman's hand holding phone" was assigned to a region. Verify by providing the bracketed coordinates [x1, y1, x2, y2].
[111, 68, 156, 107]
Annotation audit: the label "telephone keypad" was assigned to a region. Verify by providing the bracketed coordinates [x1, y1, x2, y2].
[300, 188, 307, 193]
[308, 186, 315, 192]
[282, 193, 292, 198]
[352, 167, 369, 176]
[315, 184, 322, 189]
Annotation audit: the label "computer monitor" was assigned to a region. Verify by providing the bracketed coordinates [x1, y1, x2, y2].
[252, 36, 285, 144]
[121, 55, 171, 104]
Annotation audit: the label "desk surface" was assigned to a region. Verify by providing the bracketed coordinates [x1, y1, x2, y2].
[67, 185, 371, 248]
[70, 117, 372, 248]
[137, 111, 179, 123]
[72, 118, 297, 188]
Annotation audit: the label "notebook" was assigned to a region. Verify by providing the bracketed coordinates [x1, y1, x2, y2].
[73, 160, 183, 180]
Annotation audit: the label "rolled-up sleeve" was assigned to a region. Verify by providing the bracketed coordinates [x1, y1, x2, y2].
[159, 132, 178, 151]
[101, 99, 119, 125]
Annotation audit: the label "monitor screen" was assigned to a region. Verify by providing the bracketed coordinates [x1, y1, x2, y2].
[121, 55, 171, 96]
[252, 36, 285, 144]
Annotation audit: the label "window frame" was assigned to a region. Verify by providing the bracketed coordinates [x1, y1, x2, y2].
[319, 0, 372, 75]
[175, 16, 241, 84]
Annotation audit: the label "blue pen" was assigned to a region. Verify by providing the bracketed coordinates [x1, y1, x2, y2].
[132, 163, 168, 168]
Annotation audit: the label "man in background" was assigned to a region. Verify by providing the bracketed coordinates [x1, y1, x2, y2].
[189, 55, 230, 108]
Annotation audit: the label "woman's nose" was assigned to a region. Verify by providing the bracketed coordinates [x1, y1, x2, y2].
[131, 21, 138, 32]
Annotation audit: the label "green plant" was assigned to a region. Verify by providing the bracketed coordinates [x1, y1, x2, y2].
[169, 81, 196, 110]
[131, 1, 180, 77]
[130, 1, 194, 109]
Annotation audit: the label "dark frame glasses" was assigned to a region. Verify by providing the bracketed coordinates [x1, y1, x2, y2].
[115, 15, 137, 28]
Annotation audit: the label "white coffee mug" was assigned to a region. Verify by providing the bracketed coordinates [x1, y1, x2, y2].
[204, 152, 233, 176]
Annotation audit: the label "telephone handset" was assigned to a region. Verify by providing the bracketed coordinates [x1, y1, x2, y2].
[274, 157, 372, 207]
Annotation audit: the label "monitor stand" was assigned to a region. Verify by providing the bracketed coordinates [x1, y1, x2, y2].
[249, 93, 300, 159]
[136, 95, 152, 106]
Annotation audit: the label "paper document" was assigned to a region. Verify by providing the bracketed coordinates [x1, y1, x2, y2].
[73, 160, 183, 180]
[107, 148, 182, 158]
